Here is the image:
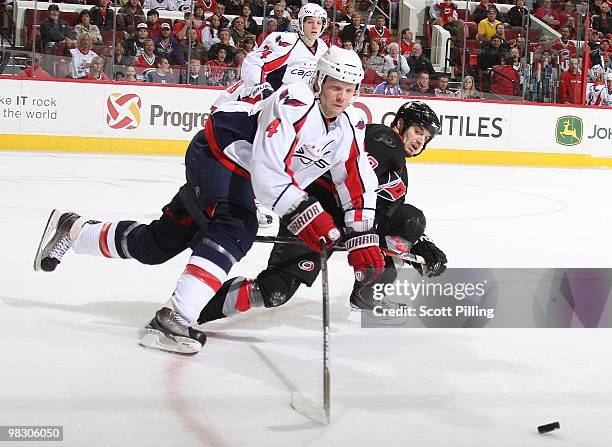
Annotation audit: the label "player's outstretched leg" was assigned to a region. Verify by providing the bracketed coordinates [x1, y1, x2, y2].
[33, 210, 95, 272]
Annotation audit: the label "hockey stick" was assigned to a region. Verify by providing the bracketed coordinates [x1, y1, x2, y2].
[289, 240, 331, 425]
[254, 235, 426, 265]
[354, 0, 380, 53]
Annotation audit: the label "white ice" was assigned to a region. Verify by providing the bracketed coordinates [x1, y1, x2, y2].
[1, 151, 611, 447]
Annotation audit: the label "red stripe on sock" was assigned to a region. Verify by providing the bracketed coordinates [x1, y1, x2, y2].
[235, 280, 251, 312]
[184, 264, 222, 292]
[99, 223, 112, 258]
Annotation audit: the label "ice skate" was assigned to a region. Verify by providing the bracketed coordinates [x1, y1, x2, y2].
[140, 307, 207, 355]
[33, 210, 90, 272]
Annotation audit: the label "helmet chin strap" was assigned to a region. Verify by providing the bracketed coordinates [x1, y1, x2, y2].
[299, 31, 318, 47]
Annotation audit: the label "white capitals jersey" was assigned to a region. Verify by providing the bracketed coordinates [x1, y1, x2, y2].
[212, 32, 328, 109]
[206, 82, 378, 228]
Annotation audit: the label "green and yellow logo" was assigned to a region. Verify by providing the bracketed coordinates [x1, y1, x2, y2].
[555, 116, 583, 146]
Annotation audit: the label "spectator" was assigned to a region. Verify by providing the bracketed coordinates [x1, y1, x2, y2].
[199, 0, 217, 15]
[225, 0, 245, 16]
[83, 56, 110, 81]
[146, 10, 162, 39]
[406, 44, 435, 77]
[472, 0, 500, 24]
[221, 67, 239, 87]
[233, 48, 246, 71]
[124, 65, 139, 82]
[478, 34, 504, 70]
[202, 14, 223, 50]
[135, 38, 157, 68]
[241, 4, 260, 37]
[455, 75, 480, 98]
[535, 0, 560, 31]
[70, 33, 97, 79]
[208, 28, 236, 63]
[513, 36, 527, 53]
[588, 72, 612, 106]
[90, 0, 115, 32]
[40, 4, 76, 54]
[491, 54, 520, 96]
[361, 53, 383, 87]
[242, 36, 256, 54]
[231, 16, 251, 48]
[496, 23, 511, 52]
[374, 68, 403, 95]
[368, 39, 386, 75]
[507, 0, 530, 28]
[155, 22, 185, 66]
[268, 3, 290, 31]
[509, 46, 525, 87]
[477, 8, 502, 44]
[146, 56, 176, 83]
[117, 0, 145, 35]
[409, 71, 435, 95]
[205, 47, 232, 85]
[383, 42, 410, 77]
[74, 10, 102, 45]
[179, 58, 207, 84]
[552, 27, 577, 61]
[113, 40, 134, 66]
[342, 40, 354, 50]
[125, 22, 150, 57]
[558, 1, 579, 31]
[182, 27, 206, 61]
[590, 46, 611, 78]
[592, 3, 611, 36]
[400, 28, 414, 57]
[17, 55, 51, 78]
[189, 4, 209, 40]
[370, 15, 393, 45]
[591, 0, 604, 16]
[214, 3, 230, 29]
[341, 12, 370, 46]
[322, 22, 343, 47]
[558, 57, 583, 104]
[257, 18, 277, 45]
[144, 0, 179, 11]
[432, 0, 465, 43]
[435, 74, 455, 96]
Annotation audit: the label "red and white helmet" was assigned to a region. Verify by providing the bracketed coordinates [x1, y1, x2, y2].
[297, 4, 327, 43]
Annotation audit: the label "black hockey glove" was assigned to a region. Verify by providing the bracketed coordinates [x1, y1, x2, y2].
[410, 235, 447, 278]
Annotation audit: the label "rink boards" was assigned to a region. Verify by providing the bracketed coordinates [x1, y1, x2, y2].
[0, 77, 611, 167]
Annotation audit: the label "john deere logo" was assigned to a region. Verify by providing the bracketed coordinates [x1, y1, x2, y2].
[556, 116, 583, 146]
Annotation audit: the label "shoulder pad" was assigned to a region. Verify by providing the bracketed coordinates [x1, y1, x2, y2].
[273, 83, 315, 114]
[343, 106, 367, 131]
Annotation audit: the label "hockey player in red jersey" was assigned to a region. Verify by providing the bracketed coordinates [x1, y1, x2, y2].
[213, 3, 329, 109]
[197, 102, 448, 325]
[33, 47, 384, 355]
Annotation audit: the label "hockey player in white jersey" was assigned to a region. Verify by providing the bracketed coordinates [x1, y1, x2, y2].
[212, 3, 329, 110]
[34, 47, 384, 355]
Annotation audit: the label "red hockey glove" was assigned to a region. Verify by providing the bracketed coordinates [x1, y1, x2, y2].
[346, 231, 385, 284]
[283, 197, 340, 252]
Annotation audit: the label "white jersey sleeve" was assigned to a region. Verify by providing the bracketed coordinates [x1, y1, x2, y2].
[241, 32, 298, 89]
[248, 85, 314, 216]
[329, 107, 378, 231]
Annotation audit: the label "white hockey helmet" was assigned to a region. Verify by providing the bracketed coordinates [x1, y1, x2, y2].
[298, 4, 327, 42]
[314, 46, 364, 95]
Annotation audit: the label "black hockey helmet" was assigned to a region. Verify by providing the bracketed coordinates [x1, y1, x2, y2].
[391, 101, 441, 149]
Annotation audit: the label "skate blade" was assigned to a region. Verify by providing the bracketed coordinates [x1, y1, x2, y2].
[139, 327, 202, 355]
[33, 209, 63, 272]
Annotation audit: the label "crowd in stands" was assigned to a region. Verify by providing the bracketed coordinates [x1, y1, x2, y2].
[5, 0, 612, 105]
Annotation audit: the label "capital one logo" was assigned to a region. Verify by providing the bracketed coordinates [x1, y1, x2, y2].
[106, 93, 142, 130]
[555, 115, 583, 146]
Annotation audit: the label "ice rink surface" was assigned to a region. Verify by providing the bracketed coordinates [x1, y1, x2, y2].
[1, 151, 612, 446]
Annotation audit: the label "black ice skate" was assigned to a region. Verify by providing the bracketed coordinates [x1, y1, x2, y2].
[33, 210, 90, 272]
[140, 307, 207, 355]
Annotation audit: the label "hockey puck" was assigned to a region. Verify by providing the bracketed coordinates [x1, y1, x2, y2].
[537, 422, 560, 434]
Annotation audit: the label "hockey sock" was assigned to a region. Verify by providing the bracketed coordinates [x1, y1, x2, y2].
[72, 221, 138, 258]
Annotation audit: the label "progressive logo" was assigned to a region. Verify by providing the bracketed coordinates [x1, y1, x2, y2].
[555, 115, 583, 146]
[106, 93, 142, 130]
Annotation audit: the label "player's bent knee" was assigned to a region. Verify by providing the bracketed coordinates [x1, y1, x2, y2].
[393, 204, 426, 244]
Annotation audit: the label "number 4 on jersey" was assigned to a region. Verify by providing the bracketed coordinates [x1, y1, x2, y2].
[266, 118, 281, 138]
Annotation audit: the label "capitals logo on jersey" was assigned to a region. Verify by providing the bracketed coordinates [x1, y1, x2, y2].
[294, 142, 333, 169]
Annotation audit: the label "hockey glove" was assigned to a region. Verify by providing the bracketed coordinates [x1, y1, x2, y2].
[243, 82, 274, 103]
[346, 231, 385, 284]
[410, 235, 447, 277]
[283, 197, 340, 252]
